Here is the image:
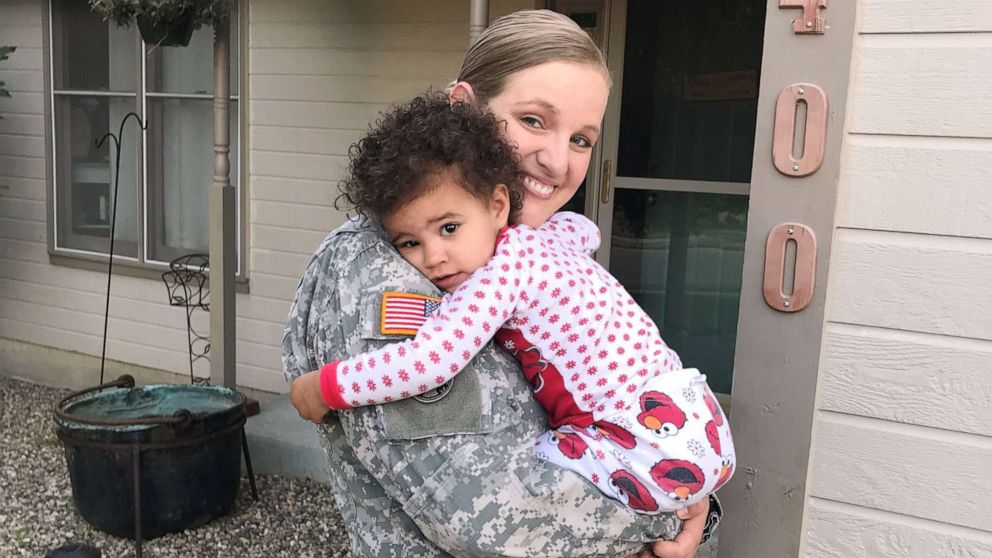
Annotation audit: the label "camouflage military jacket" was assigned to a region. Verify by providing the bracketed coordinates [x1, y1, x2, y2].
[283, 219, 709, 558]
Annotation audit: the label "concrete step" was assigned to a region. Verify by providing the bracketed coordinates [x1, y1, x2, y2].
[243, 395, 330, 485]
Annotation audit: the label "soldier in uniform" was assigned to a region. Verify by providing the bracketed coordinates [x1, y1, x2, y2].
[283, 10, 720, 558]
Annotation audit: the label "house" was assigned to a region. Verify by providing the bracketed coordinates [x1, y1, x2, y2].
[1, 1, 989, 556]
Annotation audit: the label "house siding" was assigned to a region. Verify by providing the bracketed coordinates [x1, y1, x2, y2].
[1, 0, 533, 393]
[804, 0, 992, 555]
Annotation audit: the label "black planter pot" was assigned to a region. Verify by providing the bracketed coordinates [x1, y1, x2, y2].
[53, 376, 248, 540]
[136, 12, 196, 47]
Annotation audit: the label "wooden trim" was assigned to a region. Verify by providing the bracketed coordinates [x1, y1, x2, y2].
[718, 0, 858, 555]
[613, 177, 750, 196]
[48, 252, 251, 294]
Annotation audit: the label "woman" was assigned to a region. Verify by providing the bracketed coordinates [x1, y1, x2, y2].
[283, 10, 716, 558]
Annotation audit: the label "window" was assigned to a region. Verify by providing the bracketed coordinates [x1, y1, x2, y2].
[49, 0, 242, 271]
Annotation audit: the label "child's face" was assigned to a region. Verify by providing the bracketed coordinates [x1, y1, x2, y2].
[384, 172, 510, 292]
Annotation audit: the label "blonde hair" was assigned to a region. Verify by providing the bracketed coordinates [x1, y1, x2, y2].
[453, 9, 610, 103]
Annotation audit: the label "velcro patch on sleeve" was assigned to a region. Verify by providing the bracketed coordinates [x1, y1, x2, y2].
[380, 291, 442, 335]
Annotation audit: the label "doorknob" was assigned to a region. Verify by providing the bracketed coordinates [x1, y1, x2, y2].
[600, 159, 612, 204]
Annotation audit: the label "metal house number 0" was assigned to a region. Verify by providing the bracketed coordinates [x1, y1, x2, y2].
[763, 223, 817, 312]
[764, 84, 827, 312]
[773, 83, 828, 177]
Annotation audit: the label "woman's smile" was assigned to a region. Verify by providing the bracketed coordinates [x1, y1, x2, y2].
[522, 175, 557, 199]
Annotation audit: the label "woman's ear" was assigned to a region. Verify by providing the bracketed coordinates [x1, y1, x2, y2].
[491, 184, 511, 225]
[449, 81, 477, 105]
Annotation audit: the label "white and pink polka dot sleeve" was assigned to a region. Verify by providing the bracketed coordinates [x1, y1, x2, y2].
[543, 212, 601, 255]
[321, 229, 533, 408]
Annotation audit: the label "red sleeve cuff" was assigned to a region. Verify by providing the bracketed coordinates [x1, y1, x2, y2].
[319, 361, 350, 410]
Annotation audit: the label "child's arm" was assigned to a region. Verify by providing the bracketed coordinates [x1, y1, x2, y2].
[541, 211, 601, 255]
[318, 230, 530, 410]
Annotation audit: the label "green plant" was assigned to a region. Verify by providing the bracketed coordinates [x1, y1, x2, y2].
[88, 0, 229, 31]
[0, 46, 15, 99]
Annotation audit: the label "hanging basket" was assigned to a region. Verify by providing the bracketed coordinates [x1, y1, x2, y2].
[136, 12, 196, 47]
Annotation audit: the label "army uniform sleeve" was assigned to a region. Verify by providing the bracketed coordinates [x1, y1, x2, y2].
[283, 222, 451, 558]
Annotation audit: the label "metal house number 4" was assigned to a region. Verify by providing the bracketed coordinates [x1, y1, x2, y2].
[780, 0, 827, 34]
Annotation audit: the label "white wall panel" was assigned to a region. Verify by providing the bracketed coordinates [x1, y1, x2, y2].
[820, 323, 992, 436]
[805, 499, 992, 558]
[860, 0, 992, 33]
[810, 413, 992, 531]
[828, 230, 992, 341]
[838, 135, 992, 239]
[849, 35, 992, 138]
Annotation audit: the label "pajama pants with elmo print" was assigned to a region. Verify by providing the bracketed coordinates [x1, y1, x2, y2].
[533, 368, 736, 514]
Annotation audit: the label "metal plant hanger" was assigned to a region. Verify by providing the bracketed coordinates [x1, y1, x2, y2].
[95, 111, 145, 385]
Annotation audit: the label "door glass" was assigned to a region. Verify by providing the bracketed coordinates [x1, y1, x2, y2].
[607, 0, 766, 393]
[616, 0, 765, 182]
[610, 190, 747, 394]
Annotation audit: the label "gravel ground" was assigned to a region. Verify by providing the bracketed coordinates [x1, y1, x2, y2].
[0, 375, 351, 558]
[1, 374, 720, 558]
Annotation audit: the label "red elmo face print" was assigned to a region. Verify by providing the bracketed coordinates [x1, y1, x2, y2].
[593, 420, 636, 449]
[705, 420, 721, 456]
[637, 391, 686, 438]
[609, 470, 659, 513]
[703, 388, 723, 427]
[650, 459, 706, 503]
[548, 430, 588, 459]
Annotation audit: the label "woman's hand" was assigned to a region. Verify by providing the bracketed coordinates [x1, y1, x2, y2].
[290, 369, 331, 423]
[626, 498, 709, 558]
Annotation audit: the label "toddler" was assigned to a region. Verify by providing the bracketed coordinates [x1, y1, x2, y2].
[308, 93, 734, 514]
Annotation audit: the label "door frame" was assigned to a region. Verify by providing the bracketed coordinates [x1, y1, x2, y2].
[573, 1, 860, 555]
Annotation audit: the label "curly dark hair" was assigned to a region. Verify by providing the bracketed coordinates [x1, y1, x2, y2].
[337, 92, 522, 222]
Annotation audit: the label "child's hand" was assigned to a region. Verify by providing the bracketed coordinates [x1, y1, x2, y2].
[625, 499, 709, 558]
[650, 499, 709, 558]
[290, 369, 331, 423]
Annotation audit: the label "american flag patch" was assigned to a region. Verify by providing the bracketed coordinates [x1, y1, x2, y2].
[380, 292, 442, 335]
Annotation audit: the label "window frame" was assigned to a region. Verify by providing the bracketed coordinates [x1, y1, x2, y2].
[43, 0, 248, 283]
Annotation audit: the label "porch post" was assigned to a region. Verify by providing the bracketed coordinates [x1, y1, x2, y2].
[468, 0, 489, 46]
[210, 15, 236, 388]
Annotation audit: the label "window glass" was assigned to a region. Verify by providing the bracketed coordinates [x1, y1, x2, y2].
[52, 0, 136, 91]
[146, 10, 239, 95]
[54, 95, 140, 257]
[147, 98, 239, 261]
